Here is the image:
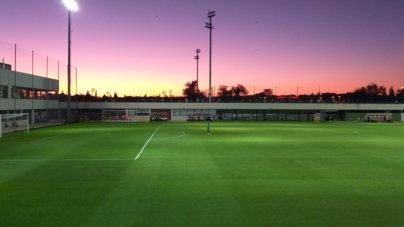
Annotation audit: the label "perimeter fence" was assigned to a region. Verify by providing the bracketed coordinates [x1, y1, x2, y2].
[0, 39, 78, 130]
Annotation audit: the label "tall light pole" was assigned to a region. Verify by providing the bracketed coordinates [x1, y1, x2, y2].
[62, 0, 78, 123]
[205, 11, 215, 103]
[194, 49, 200, 100]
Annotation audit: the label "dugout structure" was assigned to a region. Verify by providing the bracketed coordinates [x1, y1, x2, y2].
[313, 113, 321, 122]
[0, 113, 29, 138]
[363, 113, 392, 123]
[150, 112, 168, 121]
[102, 109, 137, 121]
[187, 113, 214, 121]
[150, 109, 171, 121]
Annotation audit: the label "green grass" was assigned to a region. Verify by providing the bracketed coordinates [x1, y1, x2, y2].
[0, 121, 404, 227]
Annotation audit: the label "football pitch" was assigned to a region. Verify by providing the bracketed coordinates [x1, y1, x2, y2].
[0, 121, 403, 227]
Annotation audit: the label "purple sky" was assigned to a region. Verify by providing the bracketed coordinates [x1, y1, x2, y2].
[1, 0, 403, 96]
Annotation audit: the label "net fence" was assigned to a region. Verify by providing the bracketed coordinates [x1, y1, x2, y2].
[0, 113, 29, 138]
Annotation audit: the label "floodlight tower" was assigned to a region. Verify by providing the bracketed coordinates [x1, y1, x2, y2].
[194, 49, 200, 100]
[205, 11, 215, 103]
[62, 0, 78, 123]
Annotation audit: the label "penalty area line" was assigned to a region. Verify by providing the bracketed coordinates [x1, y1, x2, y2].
[134, 125, 161, 160]
[0, 159, 133, 162]
[353, 131, 401, 139]
[31, 133, 69, 143]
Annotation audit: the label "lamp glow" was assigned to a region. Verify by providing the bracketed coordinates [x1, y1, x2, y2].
[63, 0, 78, 11]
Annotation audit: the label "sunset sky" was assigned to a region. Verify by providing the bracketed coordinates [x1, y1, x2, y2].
[1, 0, 403, 97]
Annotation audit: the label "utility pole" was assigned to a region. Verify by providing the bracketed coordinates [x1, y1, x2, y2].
[195, 49, 200, 100]
[205, 10, 215, 103]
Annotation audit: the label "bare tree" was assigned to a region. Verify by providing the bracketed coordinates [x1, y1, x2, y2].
[231, 84, 249, 97]
[389, 86, 395, 97]
[354, 83, 379, 96]
[263, 88, 273, 96]
[354, 87, 367, 94]
[366, 83, 379, 96]
[378, 86, 387, 96]
[182, 80, 198, 99]
[396, 87, 404, 97]
[217, 85, 231, 97]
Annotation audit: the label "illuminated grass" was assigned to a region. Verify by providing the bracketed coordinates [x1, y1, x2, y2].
[0, 122, 403, 226]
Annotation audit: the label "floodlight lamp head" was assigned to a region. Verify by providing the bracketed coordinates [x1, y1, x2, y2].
[205, 22, 213, 29]
[63, 0, 79, 11]
[195, 56, 199, 60]
[196, 49, 200, 53]
[207, 11, 216, 18]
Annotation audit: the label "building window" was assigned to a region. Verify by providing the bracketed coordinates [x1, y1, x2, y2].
[0, 85, 7, 98]
[11, 87, 30, 99]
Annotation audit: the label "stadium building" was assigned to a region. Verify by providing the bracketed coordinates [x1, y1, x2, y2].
[0, 64, 59, 124]
[1, 63, 404, 134]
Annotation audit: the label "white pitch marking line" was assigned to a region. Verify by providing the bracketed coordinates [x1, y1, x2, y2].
[31, 133, 68, 143]
[0, 159, 133, 162]
[134, 125, 161, 160]
[0, 131, 28, 138]
[152, 131, 186, 140]
[0, 142, 30, 144]
[353, 131, 401, 139]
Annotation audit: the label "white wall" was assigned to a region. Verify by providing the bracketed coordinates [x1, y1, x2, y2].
[59, 101, 404, 112]
[171, 115, 187, 122]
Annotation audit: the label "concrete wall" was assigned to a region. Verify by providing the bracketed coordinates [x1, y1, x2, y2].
[59, 102, 404, 112]
[0, 68, 58, 90]
[171, 115, 187, 122]
[1, 100, 58, 111]
[56, 102, 404, 122]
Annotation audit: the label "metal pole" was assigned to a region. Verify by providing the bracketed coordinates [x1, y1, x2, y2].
[14, 44, 17, 131]
[67, 10, 71, 123]
[205, 11, 215, 102]
[197, 51, 199, 100]
[32, 50, 34, 125]
[46, 56, 48, 126]
[208, 16, 212, 103]
[58, 61, 60, 121]
[76, 67, 78, 116]
[195, 49, 200, 101]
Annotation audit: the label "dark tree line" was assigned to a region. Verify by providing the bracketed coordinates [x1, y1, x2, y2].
[57, 81, 404, 103]
[353, 83, 404, 97]
[182, 80, 274, 101]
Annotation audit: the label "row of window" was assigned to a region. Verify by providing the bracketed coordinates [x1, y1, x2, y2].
[0, 86, 57, 100]
[173, 109, 216, 116]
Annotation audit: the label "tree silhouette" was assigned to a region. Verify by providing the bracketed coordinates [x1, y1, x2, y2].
[396, 87, 404, 97]
[354, 83, 382, 96]
[85, 90, 91, 101]
[366, 83, 379, 96]
[378, 86, 387, 96]
[354, 86, 367, 94]
[231, 84, 249, 97]
[389, 86, 395, 97]
[182, 80, 198, 100]
[217, 85, 232, 97]
[263, 88, 273, 96]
